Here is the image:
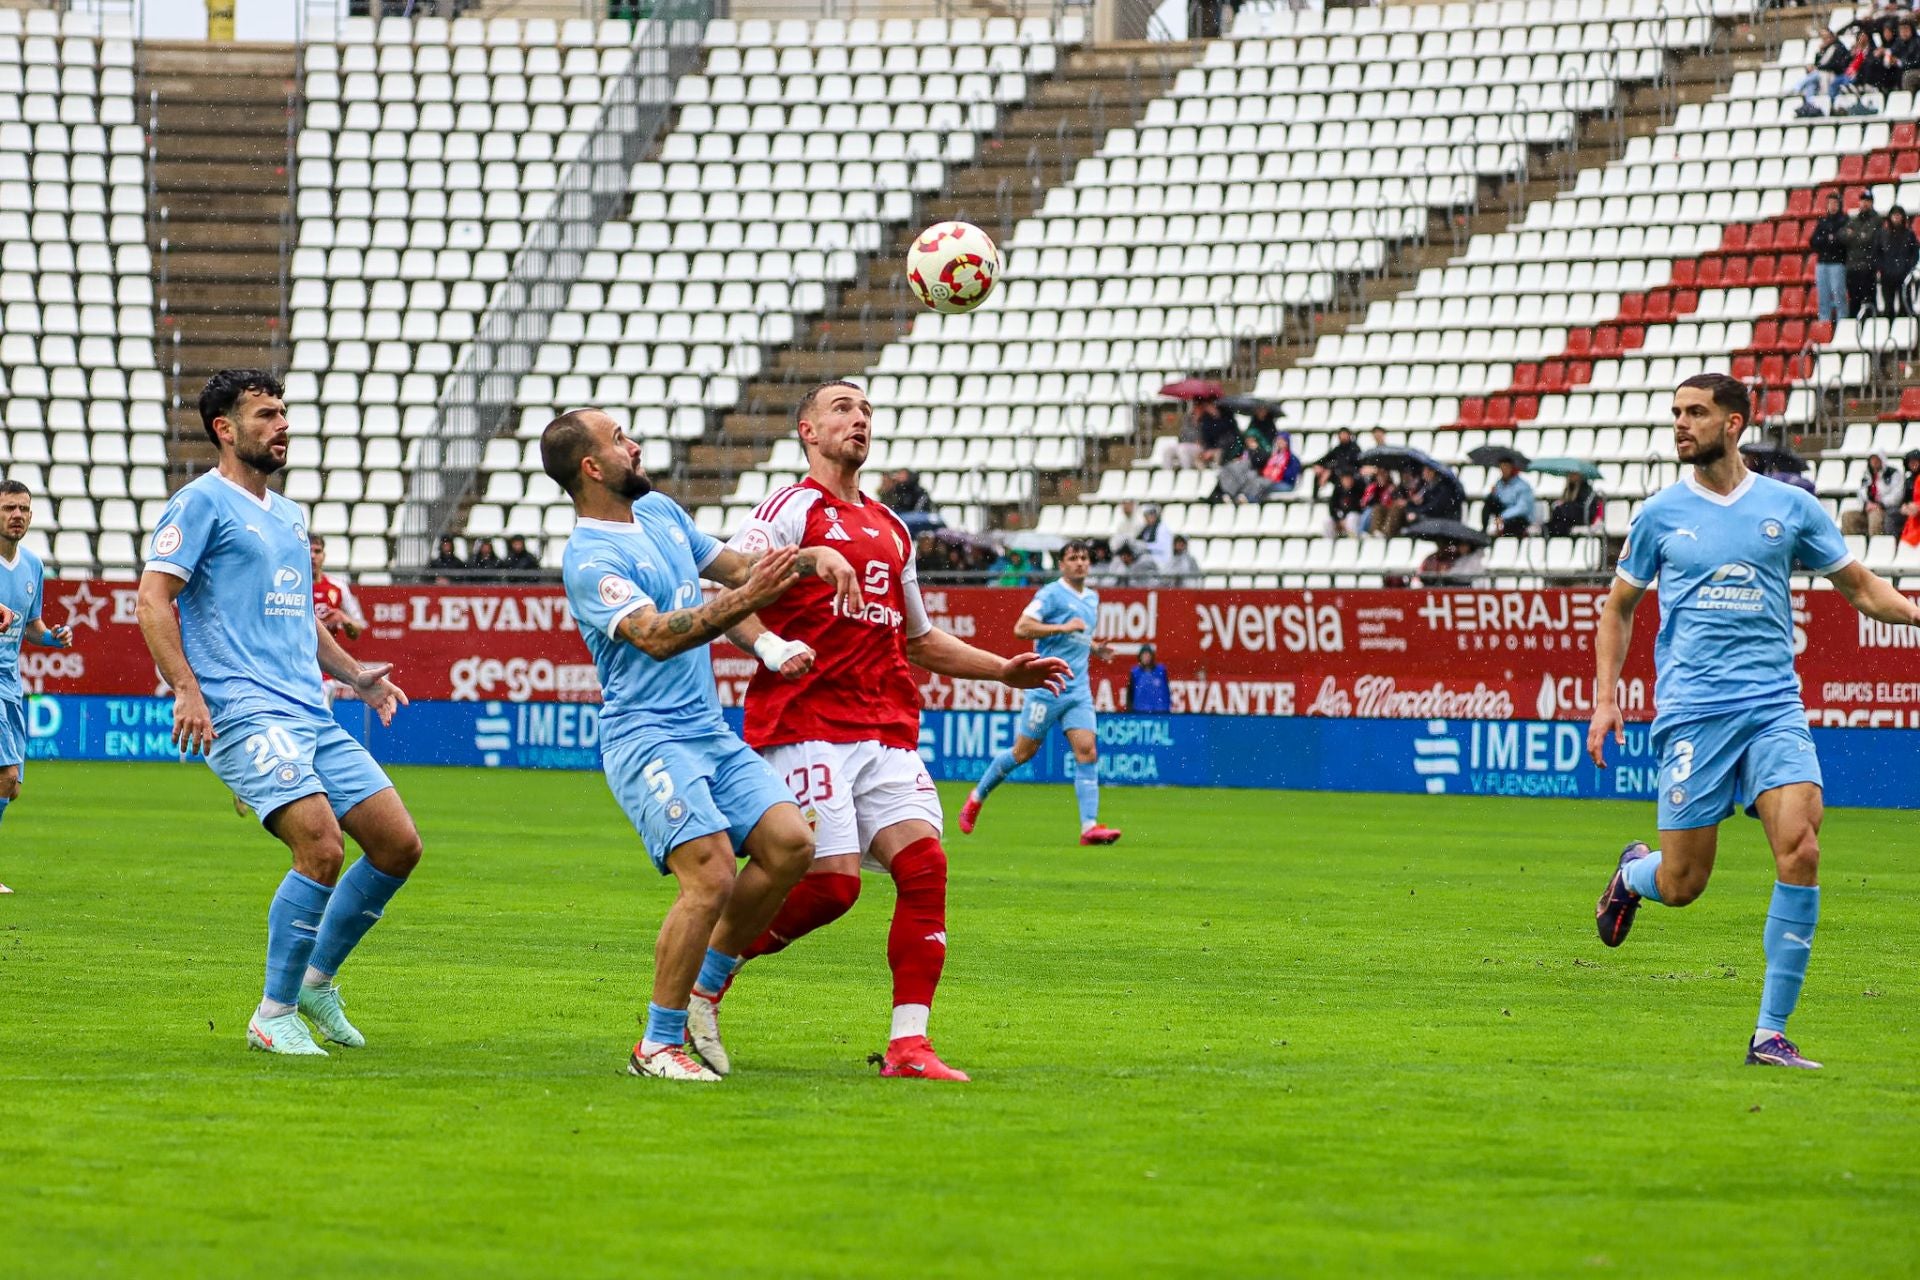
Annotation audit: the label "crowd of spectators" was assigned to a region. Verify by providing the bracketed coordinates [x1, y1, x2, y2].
[1809, 189, 1920, 321]
[423, 533, 541, 583]
[1846, 447, 1920, 535]
[1793, 7, 1920, 117]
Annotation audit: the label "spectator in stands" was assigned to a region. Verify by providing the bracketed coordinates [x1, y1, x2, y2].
[881, 468, 933, 516]
[1310, 428, 1361, 495]
[1108, 543, 1159, 584]
[1324, 468, 1366, 538]
[1481, 459, 1536, 538]
[501, 535, 540, 574]
[1896, 18, 1920, 89]
[1359, 465, 1403, 537]
[1129, 503, 1174, 561]
[1812, 193, 1851, 323]
[1217, 427, 1272, 504]
[1853, 452, 1905, 534]
[1859, 23, 1905, 92]
[1410, 464, 1465, 523]
[1793, 28, 1854, 116]
[1414, 538, 1487, 587]
[1877, 205, 1919, 316]
[1242, 403, 1282, 454]
[1128, 644, 1171, 713]
[1545, 472, 1604, 537]
[1159, 535, 1203, 587]
[1901, 449, 1920, 528]
[990, 547, 1034, 588]
[1844, 190, 1884, 315]
[1193, 399, 1242, 466]
[1262, 432, 1302, 494]
[469, 538, 500, 574]
[427, 535, 465, 578]
[914, 532, 954, 578]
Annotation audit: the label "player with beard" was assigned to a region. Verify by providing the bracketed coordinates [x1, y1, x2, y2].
[138, 370, 422, 1056]
[689, 379, 1071, 1082]
[1, 480, 74, 892]
[1591, 372, 1920, 1068]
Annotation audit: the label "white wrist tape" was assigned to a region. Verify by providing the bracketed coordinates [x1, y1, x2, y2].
[754, 632, 809, 671]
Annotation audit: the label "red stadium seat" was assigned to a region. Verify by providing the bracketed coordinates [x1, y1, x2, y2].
[1723, 257, 1750, 287]
[1743, 256, 1769, 286]
[1809, 319, 1835, 344]
[1731, 354, 1758, 380]
[1758, 354, 1786, 384]
[1673, 288, 1699, 315]
[1537, 360, 1567, 393]
[1619, 325, 1645, 350]
[1644, 292, 1674, 323]
[1762, 389, 1787, 419]
[1458, 398, 1485, 427]
[1780, 286, 1812, 317]
[1567, 359, 1593, 386]
[1894, 121, 1917, 147]
[1619, 294, 1645, 322]
[1698, 258, 1725, 288]
[1751, 319, 1780, 350]
[1512, 364, 1538, 392]
[1592, 327, 1621, 358]
[1671, 260, 1698, 288]
[1880, 386, 1920, 421]
[1780, 319, 1806, 349]
[1898, 150, 1920, 177]
[1722, 224, 1749, 253]
[1747, 223, 1775, 252]
[1787, 190, 1814, 216]
[1512, 395, 1539, 421]
[1838, 155, 1866, 182]
[1867, 153, 1893, 182]
[1566, 329, 1592, 357]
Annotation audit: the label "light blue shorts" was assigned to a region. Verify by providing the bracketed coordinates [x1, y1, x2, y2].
[602, 730, 793, 874]
[1018, 687, 1096, 740]
[0, 695, 24, 771]
[1653, 704, 1822, 831]
[207, 711, 394, 827]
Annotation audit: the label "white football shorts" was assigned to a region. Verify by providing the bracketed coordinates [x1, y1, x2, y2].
[760, 739, 944, 863]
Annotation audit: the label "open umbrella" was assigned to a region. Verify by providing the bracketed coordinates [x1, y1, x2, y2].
[1529, 456, 1603, 480]
[1740, 442, 1808, 473]
[1357, 445, 1458, 483]
[1218, 394, 1286, 418]
[1468, 443, 1530, 469]
[1159, 377, 1224, 401]
[1405, 518, 1493, 549]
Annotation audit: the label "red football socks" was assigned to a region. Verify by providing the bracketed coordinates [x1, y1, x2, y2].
[737, 870, 860, 965]
[886, 838, 948, 1010]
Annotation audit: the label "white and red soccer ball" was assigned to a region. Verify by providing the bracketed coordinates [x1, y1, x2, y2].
[906, 220, 1001, 314]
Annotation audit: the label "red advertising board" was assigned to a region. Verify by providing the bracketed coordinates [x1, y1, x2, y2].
[24, 581, 1920, 727]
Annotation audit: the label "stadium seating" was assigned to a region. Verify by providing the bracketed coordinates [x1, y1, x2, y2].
[0, 5, 164, 578]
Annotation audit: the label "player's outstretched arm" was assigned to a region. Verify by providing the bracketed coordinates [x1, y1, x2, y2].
[1013, 613, 1085, 639]
[135, 571, 216, 755]
[316, 617, 408, 726]
[705, 545, 864, 615]
[906, 627, 1070, 693]
[618, 546, 804, 661]
[1587, 577, 1646, 768]
[1828, 561, 1920, 627]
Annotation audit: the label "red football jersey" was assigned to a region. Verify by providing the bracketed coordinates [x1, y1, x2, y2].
[313, 574, 361, 635]
[727, 479, 931, 751]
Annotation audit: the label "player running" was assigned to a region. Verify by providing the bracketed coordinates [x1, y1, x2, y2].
[137, 370, 422, 1057]
[959, 539, 1122, 845]
[1, 480, 76, 893]
[544, 407, 866, 1082]
[700, 379, 1070, 1082]
[1590, 373, 1920, 1069]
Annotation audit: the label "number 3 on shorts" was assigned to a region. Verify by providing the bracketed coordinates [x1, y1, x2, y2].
[1669, 739, 1694, 783]
[642, 757, 675, 804]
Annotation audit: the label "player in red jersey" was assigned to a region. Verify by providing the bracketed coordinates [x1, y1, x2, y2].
[692, 379, 1069, 1082]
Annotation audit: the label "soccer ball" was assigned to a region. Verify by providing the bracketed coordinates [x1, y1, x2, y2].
[906, 220, 1001, 314]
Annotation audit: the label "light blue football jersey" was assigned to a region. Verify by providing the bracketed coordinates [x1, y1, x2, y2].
[144, 472, 326, 728]
[562, 492, 726, 753]
[1024, 577, 1101, 693]
[0, 543, 46, 703]
[1617, 470, 1852, 720]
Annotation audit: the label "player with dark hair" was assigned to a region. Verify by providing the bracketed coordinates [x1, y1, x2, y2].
[137, 370, 422, 1055]
[697, 379, 1070, 1082]
[0, 479, 75, 893]
[1591, 371, 1920, 1068]
[543, 407, 868, 1081]
[960, 538, 1122, 845]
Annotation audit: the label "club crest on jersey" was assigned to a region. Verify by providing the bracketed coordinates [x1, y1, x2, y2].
[1761, 518, 1784, 542]
[821, 506, 853, 542]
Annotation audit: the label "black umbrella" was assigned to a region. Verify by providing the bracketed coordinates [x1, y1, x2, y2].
[1468, 444, 1530, 469]
[1358, 445, 1458, 483]
[1217, 395, 1286, 418]
[1405, 518, 1493, 549]
[1740, 442, 1808, 474]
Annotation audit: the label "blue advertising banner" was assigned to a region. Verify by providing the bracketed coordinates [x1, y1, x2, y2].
[18, 694, 1918, 810]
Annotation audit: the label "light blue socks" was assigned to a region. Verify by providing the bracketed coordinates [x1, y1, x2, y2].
[694, 946, 739, 997]
[644, 1002, 689, 1047]
[1622, 849, 1665, 903]
[1758, 882, 1820, 1034]
[974, 749, 1018, 801]
[1074, 760, 1100, 829]
[306, 857, 407, 980]
[263, 871, 332, 1006]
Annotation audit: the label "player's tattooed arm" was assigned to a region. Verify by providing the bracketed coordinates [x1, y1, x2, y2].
[617, 546, 804, 660]
[709, 544, 864, 614]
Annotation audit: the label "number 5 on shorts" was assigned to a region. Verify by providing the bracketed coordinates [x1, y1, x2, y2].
[643, 757, 675, 803]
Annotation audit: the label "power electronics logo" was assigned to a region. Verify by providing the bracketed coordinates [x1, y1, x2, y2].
[1695, 562, 1764, 612]
[263, 566, 308, 617]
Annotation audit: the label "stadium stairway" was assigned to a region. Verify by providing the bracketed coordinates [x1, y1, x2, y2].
[681, 38, 1203, 505]
[141, 40, 295, 481]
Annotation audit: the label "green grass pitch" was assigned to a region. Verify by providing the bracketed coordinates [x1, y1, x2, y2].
[3, 762, 1917, 1277]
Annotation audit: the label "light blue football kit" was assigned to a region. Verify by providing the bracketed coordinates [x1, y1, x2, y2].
[1615, 471, 1849, 831]
[146, 470, 406, 1019]
[1016, 578, 1101, 738]
[146, 472, 392, 821]
[1, 545, 46, 824]
[562, 493, 790, 873]
[1613, 469, 1852, 1045]
[972, 576, 1107, 831]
